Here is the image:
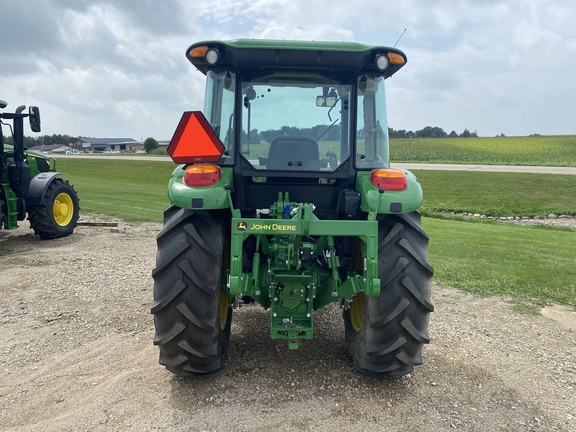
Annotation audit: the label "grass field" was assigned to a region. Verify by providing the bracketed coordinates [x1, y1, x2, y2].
[424, 218, 576, 308]
[55, 157, 576, 308]
[416, 170, 576, 217]
[56, 159, 174, 221]
[390, 135, 576, 166]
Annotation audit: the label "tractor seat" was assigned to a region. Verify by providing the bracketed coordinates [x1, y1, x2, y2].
[266, 136, 321, 170]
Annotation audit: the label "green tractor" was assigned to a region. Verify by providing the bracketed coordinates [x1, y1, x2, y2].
[152, 40, 433, 377]
[0, 100, 80, 238]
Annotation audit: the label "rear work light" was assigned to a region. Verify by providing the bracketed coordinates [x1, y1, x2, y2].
[370, 169, 408, 191]
[376, 54, 389, 70]
[183, 164, 221, 186]
[205, 48, 220, 64]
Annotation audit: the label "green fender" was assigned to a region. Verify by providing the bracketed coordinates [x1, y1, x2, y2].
[356, 169, 423, 214]
[167, 165, 233, 210]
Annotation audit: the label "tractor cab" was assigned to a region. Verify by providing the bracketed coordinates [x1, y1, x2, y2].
[170, 39, 413, 219]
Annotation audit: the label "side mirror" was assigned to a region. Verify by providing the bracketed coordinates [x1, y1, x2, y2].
[245, 86, 256, 100]
[0, 99, 7, 109]
[316, 95, 337, 107]
[244, 86, 256, 108]
[29, 106, 41, 132]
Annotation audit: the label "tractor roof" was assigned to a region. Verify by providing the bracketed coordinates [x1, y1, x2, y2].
[186, 39, 407, 78]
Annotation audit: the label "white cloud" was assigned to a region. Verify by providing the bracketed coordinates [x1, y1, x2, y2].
[1, 0, 575, 139]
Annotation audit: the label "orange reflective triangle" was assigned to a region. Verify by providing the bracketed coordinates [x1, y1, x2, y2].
[168, 111, 225, 163]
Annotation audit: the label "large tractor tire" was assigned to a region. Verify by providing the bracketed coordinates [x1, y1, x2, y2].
[344, 212, 434, 377]
[151, 206, 231, 376]
[27, 178, 80, 239]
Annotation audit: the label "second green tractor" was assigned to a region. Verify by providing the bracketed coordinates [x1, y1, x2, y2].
[1, 100, 79, 239]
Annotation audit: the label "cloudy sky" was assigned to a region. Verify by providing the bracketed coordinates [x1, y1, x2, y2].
[1, 0, 575, 140]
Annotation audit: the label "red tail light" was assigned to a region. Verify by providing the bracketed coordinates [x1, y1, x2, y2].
[370, 169, 408, 191]
[183, 164, 221, 186]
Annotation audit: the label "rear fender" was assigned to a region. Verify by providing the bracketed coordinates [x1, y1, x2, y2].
[356, 169, 423, 214]
[26, 172, 67, 205]
[168, 165, 233, 210]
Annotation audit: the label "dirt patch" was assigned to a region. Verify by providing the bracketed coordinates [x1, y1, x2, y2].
[1, 220, 575, 431]
[541, 305, 576, 332]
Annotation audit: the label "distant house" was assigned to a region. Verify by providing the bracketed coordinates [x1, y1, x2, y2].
[28, 144, 68, 154]
[72, 138, 143, 153]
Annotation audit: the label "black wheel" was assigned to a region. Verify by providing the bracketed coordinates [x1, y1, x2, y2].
[344, 212, 434, 377]
[151, 206, 232, 375]
[27, 178, 80, 239]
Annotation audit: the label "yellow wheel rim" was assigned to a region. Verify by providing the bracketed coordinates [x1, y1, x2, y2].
[350, 292, 366, 332]
[219, 291, 229, 330]
[53, 193, 74, 227]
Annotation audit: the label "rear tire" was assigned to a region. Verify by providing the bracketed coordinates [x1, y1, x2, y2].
[27, 178, 80, 239]
[344, 212, 434, 376]
[151, 206, 231, 375]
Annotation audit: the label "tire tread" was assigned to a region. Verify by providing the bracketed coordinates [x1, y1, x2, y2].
[151, 206, 231, 376]
[344, 212, 434, 377]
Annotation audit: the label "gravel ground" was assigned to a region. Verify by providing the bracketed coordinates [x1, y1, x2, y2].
[0, 218, 574, 431]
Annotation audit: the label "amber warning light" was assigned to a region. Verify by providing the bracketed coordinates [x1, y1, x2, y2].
[167, 111, 225, 164]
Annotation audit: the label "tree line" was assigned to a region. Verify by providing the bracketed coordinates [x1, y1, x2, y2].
[389, 126, 478, 138]
[247, 125, 479, 142]
[1, 133, 78, 148]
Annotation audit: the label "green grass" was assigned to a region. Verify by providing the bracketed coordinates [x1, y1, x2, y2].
[416, 170, 576, 217]
[390, 135, 576, 166]
[423, 217, 576, 307]
[56, 159, 174, 222]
